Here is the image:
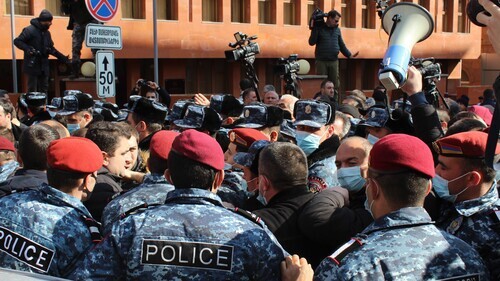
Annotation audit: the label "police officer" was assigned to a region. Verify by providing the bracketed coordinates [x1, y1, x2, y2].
[72, 129, 287, 280]
[293, 99, 340, 192]
[23, 92, 52, 126]
[220, 128, 269, 208]
[356, 107, 390, 145]
[237, 103, 284, 142]
[433, 131, 500, 279]
[57, 93, 94, 134]
[101, 130, 178, 234]
[314, 134, 488, 280]
[174, 104, 222, 137]
[0, 137, 102, 278]
[125, 96, 168, 151]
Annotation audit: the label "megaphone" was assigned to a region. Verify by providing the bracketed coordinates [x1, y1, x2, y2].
[297, 59, 310, 75]
[378, 2, 434, 91]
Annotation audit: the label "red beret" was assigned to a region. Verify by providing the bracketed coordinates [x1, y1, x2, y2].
[369, 134, 435, 178]
[434, 131, 500, 158]
[171, 129, 224, 170]
[47, 137, 103, 173]
[150, 130, 179, 160]
[468, 105, 492, 126]
[228, 128, 268, 150]
[0, 137, 15, 152]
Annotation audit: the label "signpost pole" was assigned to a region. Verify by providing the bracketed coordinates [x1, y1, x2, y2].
[10, 0, 18, 93]
[153, 0, 159, 85]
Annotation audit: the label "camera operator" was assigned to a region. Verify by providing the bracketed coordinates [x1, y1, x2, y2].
[130, 79, 171, 107]
[14, 10, 69, 93]
[308, 10, 358, 98]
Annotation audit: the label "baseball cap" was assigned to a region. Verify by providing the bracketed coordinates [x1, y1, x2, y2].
[234, 140, 271, 168]
[294, 99, 333, 128]
[174, 104, 222, 132]
[25, 92, 47, 107]
[127, 96, 168, 124]
[358, 107, 389, 128]
[58, 93, 94, 116]
[369, 134, 435, 178]
[337, 104, 361, 118]
[238, 103, 284, 129]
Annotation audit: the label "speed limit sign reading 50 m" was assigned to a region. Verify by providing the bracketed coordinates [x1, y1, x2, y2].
[95, 51, 115, 98]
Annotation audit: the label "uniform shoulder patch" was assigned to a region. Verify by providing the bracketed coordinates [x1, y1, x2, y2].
[327, 238, 363, 266]
[0, 226, 55, 273]
[308, 175, 327, 193]
[230, 207, 263, 228]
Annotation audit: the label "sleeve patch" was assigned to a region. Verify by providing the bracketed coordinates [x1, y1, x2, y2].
[308, 175, 328, 192]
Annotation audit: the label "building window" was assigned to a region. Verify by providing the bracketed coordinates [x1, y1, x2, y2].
[45, 1, 67, 17]
[442, 0, 453, 32]
[361, 0, 376, 29]
[283, 0, 300, 25]
[457, 0, 470, 33]
[259, 0, 275, 24]
[158, 0, 178, 20]
[418, 0, 430, 11]
[122, 0, 145, 19]
[5, 0, 32, 15]
[340, 0, 354, 28]
[202, 0, 222, 22]
[232, 0, 250, 23]
[307, 0, 325, 24]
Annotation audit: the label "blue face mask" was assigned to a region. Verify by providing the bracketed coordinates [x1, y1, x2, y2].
[432, 173, 471, 203]
[67, 123, 80, 134]
[257, 193, 267, 205]
[364, 197, 374, 218]
[295, 130, 323, 156]
[337, 166, 366, 193]
[48, 111, 57, 118]
[367, 134, 379, 145]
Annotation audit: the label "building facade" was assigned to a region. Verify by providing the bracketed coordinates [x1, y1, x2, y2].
[0, 0, 494, 105]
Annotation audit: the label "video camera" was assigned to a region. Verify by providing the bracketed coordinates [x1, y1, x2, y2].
[309, 8, 327, 30]
[410, 57, 444, 108]
[224, 32, 260, 62]
[274, 54, 300, 75]
[410, 57, 441, 80]
[137, 79, 150, 88]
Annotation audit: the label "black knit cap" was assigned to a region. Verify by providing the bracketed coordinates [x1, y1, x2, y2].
[38, 9, 53, 22]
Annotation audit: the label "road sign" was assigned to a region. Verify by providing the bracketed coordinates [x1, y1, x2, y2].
[85, 24, 122, 50]
[95, 51, 115, 98]
[85, 0, 119, 22]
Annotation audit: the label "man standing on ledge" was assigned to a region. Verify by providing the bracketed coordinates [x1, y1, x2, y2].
[309, 10, 358, 100]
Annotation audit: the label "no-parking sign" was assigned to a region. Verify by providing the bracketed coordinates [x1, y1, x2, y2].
[85, 0, 119, 22]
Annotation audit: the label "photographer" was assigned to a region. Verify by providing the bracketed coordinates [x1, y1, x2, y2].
[308, 10, 358, 97]
[14, 10, 69, 93]
[130, 79, 171, 107]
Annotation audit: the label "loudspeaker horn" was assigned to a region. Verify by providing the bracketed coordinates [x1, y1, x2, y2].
[378, 2, 434, 91]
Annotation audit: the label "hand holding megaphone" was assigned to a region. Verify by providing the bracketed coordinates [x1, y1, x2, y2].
[401, 66, 423, 96]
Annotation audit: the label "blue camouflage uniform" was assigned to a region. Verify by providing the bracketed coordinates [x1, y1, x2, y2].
[0, 183, 98, 278]
[437, 182, 500, 280]
[101, 173, 174, 234]
[314, 207, 489, 280]
[217, 168, 250, 207]
[0, 161, 19, 182]
[308, 154, 339, 192]
[72, 188, 287, 280]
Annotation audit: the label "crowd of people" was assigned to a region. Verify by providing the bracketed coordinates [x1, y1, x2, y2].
[0, 0, 498, 280]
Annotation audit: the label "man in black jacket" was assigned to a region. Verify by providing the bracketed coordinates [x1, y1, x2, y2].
[309, 10, 357, 96]
[254, 142, 315, 264]
[14, 9, 68, 93]
[0, 124, 60, 197]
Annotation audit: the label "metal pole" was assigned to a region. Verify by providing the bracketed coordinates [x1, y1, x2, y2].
[153, 0, 159, 84]
[10, 0, 18, 93]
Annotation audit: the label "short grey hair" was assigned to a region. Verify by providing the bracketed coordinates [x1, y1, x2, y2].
[335, 111, 351, 139]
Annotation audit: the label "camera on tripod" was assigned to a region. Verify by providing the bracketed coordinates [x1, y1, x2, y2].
[274, 54, 300, 75]
[224, 32, 260, 62]
[410, 57, 441, 80]
[309, 8, 327, 30]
